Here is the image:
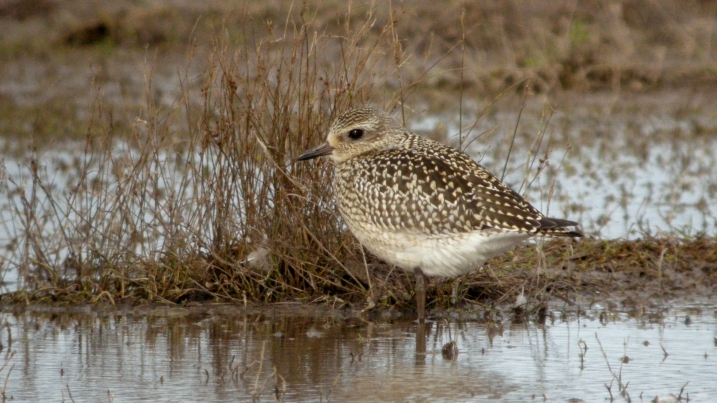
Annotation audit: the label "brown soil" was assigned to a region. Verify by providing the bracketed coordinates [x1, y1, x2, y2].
[3, 1, 717, 140]
[2, 237, 714, 314]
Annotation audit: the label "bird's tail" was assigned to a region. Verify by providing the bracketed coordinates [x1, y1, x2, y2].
[536, 217, 583, 238]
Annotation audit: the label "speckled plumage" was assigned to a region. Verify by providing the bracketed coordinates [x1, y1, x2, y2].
[298, 108, 581, 278]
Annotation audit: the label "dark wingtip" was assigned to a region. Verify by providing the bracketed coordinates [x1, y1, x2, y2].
[556, 230, 584, 238]
[538, 217, 583, 238]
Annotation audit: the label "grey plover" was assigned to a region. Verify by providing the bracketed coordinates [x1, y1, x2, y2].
[298, 108, 582, 321]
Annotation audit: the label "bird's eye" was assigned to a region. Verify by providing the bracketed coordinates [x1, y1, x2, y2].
[348, 129, 364, 140]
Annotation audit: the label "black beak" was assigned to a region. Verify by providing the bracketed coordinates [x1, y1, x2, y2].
[297, 142, 334, 161]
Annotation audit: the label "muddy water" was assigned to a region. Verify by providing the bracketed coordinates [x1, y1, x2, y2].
[1, 302, 715, 402]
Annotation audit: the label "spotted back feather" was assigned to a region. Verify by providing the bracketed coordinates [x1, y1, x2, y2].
[331, 111, 581, 237]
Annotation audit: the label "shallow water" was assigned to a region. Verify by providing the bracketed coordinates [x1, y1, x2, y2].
[412, 93, 717, 239]
[1, 94, 716, 254]
[1, 301, 715, 402]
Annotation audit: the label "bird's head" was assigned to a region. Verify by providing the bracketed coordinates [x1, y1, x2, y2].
[297, 108, 404, 164]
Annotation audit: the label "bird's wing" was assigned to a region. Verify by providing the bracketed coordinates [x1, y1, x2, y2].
[345, 146, 549, 235]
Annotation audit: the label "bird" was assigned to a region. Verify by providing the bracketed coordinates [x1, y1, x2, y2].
[297, 107, 582, 322]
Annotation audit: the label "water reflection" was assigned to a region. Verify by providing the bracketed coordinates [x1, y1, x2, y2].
[0, 303, 715, 402]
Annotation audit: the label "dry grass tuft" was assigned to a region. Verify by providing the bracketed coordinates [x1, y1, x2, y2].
[1, 3, 436, 305]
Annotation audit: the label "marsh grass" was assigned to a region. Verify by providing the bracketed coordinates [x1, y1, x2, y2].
[1, 2, 716, 309]
[1, 3, 444, 305]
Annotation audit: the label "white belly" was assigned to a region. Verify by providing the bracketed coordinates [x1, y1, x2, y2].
[348, 224, 530, 278]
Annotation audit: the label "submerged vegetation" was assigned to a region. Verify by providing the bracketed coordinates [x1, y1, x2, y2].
[0, 1, 715, 307]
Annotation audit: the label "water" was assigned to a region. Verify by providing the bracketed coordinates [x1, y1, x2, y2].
[1, 93, 716, 293]
[1, 94, 715, 401]
[411, 93, 717, 239]
[1, 302, 715, 402]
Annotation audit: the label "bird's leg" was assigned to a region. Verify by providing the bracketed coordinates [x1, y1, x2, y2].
[415, 268, 426, 323]
[450, 278, 461, 306]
